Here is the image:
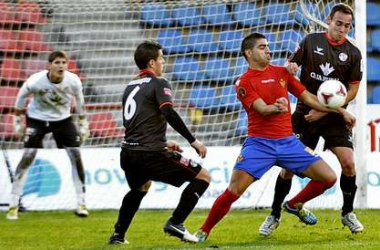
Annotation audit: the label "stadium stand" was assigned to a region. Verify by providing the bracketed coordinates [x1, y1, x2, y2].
[140, 3, 172, 28]
[367, 2, 380, 26]
[219, 85, 242, 112]
[15, 0, 47, 25]
[367, 57, 380, 82]
[0, 114, 24, 140]
[201, 3, 234, 26]
[217, 30, 244, 54]
[372, 86, 380, 104]
[204, 57, 233, 83]
[88, 112, 124, 138]
[188, 29, 219, 53]
[172, 57, 205, 82]
[171, 5, 203, 27]
[0, 58, 25, 83]
[189, 86, 218, 111]
[232, 2, 262, 28]
[0, 86, 19, 113]
[157, 29, 190, 54]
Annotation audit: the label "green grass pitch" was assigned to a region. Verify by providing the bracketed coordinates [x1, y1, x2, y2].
[1, 209, 379, 250]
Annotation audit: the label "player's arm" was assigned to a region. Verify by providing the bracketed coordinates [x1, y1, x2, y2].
[13, 81, 31, 135]
[161, 105, 206, 158]
[73, 77, 90, 143]
[345, 82, 359, 104]
[251, 97, 288, 116]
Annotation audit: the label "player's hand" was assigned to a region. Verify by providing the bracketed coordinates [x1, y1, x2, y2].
[13, 115, 24, 135]
[340, 109, 356, 130]
[274, 97, 288, 113]
[167, 140, 183, 153]
[286, 62, 299, 76]
[79, 118, 90, 143]
[304, 109, 327, 122]
[190, 139, 207, 158]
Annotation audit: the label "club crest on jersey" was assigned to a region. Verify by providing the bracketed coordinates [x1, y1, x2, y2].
[238, 87, 246, 98]
[163, 88, 172, 96]
[339, 52, 348, 62]
[236, 154, 244, 163]
[279, 79, 286, 88]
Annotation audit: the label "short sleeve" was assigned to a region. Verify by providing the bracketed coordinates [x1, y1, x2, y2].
[155, 78, 173, 107]
[235, 77, 259, 108]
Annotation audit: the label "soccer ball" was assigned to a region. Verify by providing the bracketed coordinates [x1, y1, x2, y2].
[317, 80, 347, 109]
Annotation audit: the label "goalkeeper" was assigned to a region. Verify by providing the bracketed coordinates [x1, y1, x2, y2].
[6, 51, 90, 220]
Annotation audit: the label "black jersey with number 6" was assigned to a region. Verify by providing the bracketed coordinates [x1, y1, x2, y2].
[122, 72, 173, 151]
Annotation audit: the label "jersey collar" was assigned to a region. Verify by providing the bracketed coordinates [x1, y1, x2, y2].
[138, 69, 156, 78]
[324, 32, 346, 46]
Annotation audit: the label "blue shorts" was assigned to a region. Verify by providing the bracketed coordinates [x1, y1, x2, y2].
[234, 135, 322, 179]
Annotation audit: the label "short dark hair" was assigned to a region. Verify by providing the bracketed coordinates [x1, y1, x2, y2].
[134, 40, 163, 70]
[240, 33, 266, 60]
[329, 3, 354, 20]
[48, 51, 68, 63]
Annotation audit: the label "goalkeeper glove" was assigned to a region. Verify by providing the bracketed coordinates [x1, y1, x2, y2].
[13, 115, 24, 136]
[79, 118, 90, 143]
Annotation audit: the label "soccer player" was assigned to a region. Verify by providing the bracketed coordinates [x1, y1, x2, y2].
[6, 51, 90, 220]
[194, 32, 356, 242]
[259, 3, 363, 236]
[108, 41, 211, 245]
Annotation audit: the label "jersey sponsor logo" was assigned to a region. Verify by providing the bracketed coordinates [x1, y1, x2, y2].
[313, 46, 324, 55]
[319, 62, 335, 76]
[261, 79, 275, 84]
[237, 87, 246, 98]
[163, 87, 172, 96]
[128, 77, 151, 86]
[279, 79, 286, 88]
[339, 52, 348, 62]
[310, 72, 340, 82]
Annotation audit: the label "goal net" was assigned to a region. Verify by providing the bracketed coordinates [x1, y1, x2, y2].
[1, 0, 362, 210]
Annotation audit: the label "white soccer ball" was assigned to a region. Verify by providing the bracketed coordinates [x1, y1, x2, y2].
[317, 80, 347, 109]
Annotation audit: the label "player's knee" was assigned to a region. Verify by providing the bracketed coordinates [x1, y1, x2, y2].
[325, 172, 337, 186]
[340, 158, 355, 176]
[196, 167, 211, 183]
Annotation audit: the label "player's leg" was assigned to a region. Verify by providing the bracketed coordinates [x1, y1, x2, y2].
[53, 117, 88, 217]
[279, 136, 336, 225]
[152, 151, 210, 243]
[195, 169, 254, 242]
[261, 112, 320, 233]
[196, 137, 276, 241]
[7, 117, 45, 220]
[331, 146, 363, 233]
[109, 149, 150, 245]
[323, 125, 363, 233]
[259, 169, 293, 236]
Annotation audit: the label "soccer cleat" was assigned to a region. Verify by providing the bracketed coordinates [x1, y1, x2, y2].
[341, 212, 364, 234]
[163, 220, 198, 243]
[259, 215, 280, 236]
[194, 229, 208, 243]
[108, 232, 129, 245]
[75, 204, 89, 217]
[283, 201, 317, 225]
[6, 206, 19, 220]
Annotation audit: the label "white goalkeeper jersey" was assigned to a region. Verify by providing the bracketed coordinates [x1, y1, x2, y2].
[15, 70, 85, 121]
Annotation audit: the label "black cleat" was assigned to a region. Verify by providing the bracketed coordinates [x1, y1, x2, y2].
[108, 232, 128, 245]
[163, 220, 198, 243]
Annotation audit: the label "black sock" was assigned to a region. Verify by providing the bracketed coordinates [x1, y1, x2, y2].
[270, 175, 292, 219]
[114, 189, 147, 236]
[340, 174, 357, 216]
[170, 179, 209, 225]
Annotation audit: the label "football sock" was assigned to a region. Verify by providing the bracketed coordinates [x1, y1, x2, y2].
[10, 149, 37, 206]
[201, 189, 239, 234]
[287, 180, 335, 208]
[271, 175, 292, 219]
[66, 148, 86, 205]
[170, 179, 209, 225]
[340, 174, 357, 216]
[114, 189, 147, 236]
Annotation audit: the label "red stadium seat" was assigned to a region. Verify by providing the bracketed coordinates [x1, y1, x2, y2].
[68, 59, 86, 81]
[0, 2, 19, 26]
[89, 112, 124, 138]
[0, 29, 24, 53]
[0, 114, 25, 140]
[0, 57, 26, 82]
[15, 1, 47, 25]
[18, 28, 51, 52]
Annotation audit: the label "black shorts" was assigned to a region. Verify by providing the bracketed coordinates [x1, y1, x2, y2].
[24, 116, 80, 148]
[120, 148, 202, 190]
[292, 111, 353, 150]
